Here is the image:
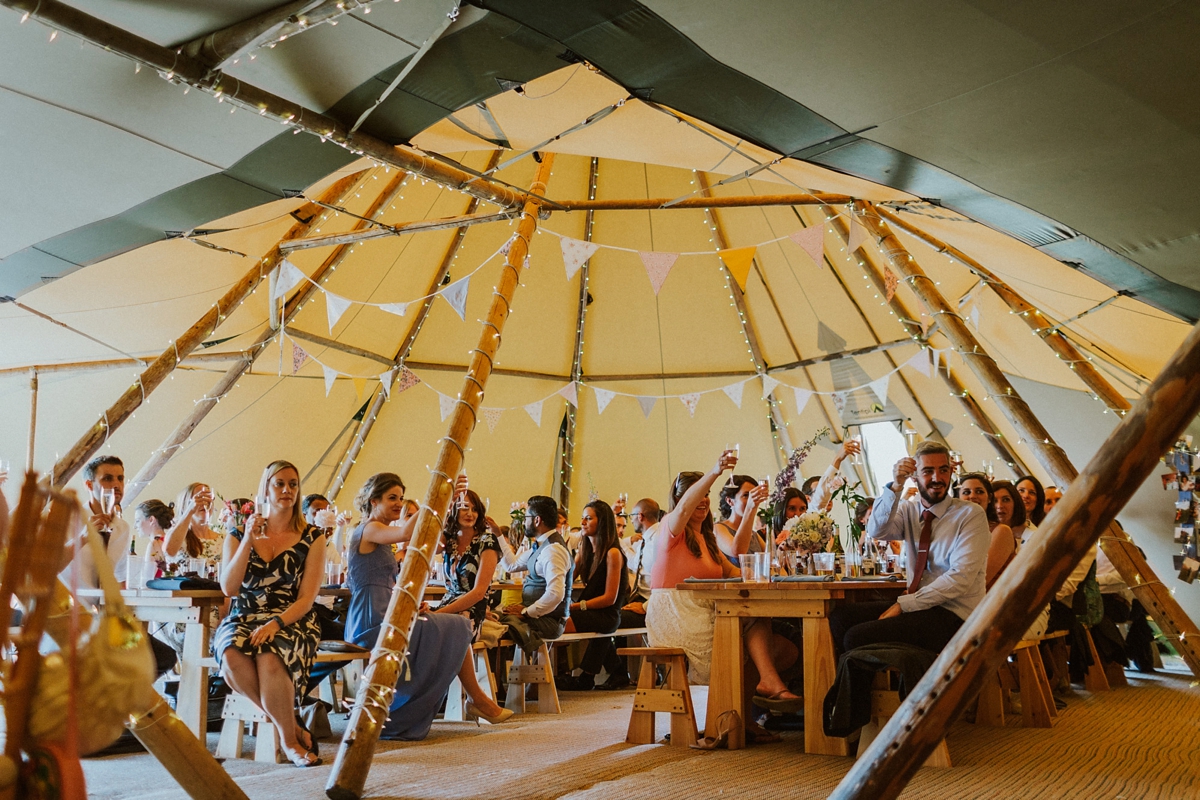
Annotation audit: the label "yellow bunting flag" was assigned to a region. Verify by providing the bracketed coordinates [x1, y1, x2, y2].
[719, 246, 757, 291]
[353, 377, 366, 402]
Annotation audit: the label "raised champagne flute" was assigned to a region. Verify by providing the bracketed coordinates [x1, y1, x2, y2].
[254, 495, 271, 540]
[902, 424, 918, 457]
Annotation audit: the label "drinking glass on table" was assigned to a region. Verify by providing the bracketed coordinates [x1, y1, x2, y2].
[813, 552, 836, 576]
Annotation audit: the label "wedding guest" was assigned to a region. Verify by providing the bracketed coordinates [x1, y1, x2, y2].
[61, 456, 132, 588]
[648, 451, 800, 743]
[560, 500, 629, 691]
[133, 499, 172, 568]
[302, 494, 329, 525]
[214, 460, 325, 767]
[830, 442, 988, 655]
[715, 476, 769, 563]
[347, 473, 510, 730]
[497, 496, 574, 652]
[1016, 475, 1047, 527]
[432, 489, 501, 638]
[164, 483, 224, 563]
[992, 481, 1029, 539]
[957, 473, 1016, 589]
[770, 488, 808, 546]
[1044, 486, 1063, 516]
[808, 439, 863, 511]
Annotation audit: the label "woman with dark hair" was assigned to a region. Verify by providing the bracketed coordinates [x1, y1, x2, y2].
[1016, 475, 1047, 528]
[214, 460, 325, 767]
[432, 489, 501, 637]
[165, 482, 224, 563]
[770, 488, 809, 545]
[992, 480, 1029, 539]
[715, 476, 770, 563]
[958, 473, 1016, 589]
[559, 500, 629, 690]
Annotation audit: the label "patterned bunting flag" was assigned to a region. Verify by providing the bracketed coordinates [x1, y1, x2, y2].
[869, 374, 891, 405]
[680, 393, 700, 417]
[439, 392, 457, 421]
[594, 387, 616, 414]
[525, 400, 543, 426]
[789, 226, 825, 267]
[560, 237, 601, 281]
[499, 235, 515, 256]
[322, 365, 338, 397]
[558, 382, 578, 407]
[326, 292, 352, 333]
[481, 407, 502, 433]
[831, 391, 849, 414]
[380, 302, 409, 317]
[793, 387, 813, 414]
[719, 246, 756, 291]
[272, 259, 306, 302]
[847, 217, 868, 254]
[637, 396, 657, 419]
[442, 275, 470, 320]
[638, 251, 679, 295]
[761, 374, 781, 400]
[722, 380, 745, 409]
[884, 266, 899, 302]
[393, 367, 420, 394]
[291, 341, 309, 374]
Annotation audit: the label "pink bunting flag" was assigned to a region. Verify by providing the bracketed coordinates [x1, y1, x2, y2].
[499, 235, 515, 256]
[722, 380, 745, 409]
[637, 396, 657, 419]
[594, 387, 616, 414]
[560, 237, 600, 281]
[884, 266, 899, 302]
[481, 408, 502, 433]
[292, 342, 309, 374]
[525, 400, 543, 426]
[638, 251, 680, 295]
[847, 217, 868, 254]
[680, 393, 700, 417]
[394, 367, 420, 394]
[558, 382, 578, 407]
[789, 226, 825, 267]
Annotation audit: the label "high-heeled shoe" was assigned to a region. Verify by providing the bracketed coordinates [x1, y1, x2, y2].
[283, 745, 321, 768]
[294, 714, 319, 758]
[689, 710, 741, 750]
[464, 700, 515, 725]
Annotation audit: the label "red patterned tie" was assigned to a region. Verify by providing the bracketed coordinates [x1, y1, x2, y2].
[907, 509, 934, 594]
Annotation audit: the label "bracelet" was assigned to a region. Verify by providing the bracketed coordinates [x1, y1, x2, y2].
[272, 615, 287, 629]
[580, 600, 588, 612]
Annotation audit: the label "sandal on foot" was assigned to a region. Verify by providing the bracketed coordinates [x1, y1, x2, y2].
[284, 746, 321, 768]
[690, 710, 741, 751]
[752, 690, 804, 714]
[294, 715, 318, 758]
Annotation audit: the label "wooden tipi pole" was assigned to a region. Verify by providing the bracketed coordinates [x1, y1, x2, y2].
[48, 171, 363, 488]
[26, 369, 37, 471]
[123, 169, 399, 507]
[874, 204, 1132, 413]
[325, 154, 555, 800]
[831, 316, 1200, 800]
[855, 200, 1200, 675]
[324, 150, 504, 501]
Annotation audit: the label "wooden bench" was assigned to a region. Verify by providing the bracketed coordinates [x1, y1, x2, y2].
[550, 627, 649, 681]
[503, 640, 560, 715]
[616, 647, 697, 747]
[976, 630, 1065, 729]
[859, 669, 950, 768]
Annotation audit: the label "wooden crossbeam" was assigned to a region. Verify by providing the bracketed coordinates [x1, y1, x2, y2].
[279, 210, 518, 252]
[0, 350, 248, 378]
[552, 192, 853, 211]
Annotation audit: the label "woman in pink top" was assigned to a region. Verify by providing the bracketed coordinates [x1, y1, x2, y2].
[646, 448, 801, 744]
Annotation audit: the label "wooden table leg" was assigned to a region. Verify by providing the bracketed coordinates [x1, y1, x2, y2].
[176, 616, 211, 739]
[707, 614, 745, 749]
[803, 615, 847, 755]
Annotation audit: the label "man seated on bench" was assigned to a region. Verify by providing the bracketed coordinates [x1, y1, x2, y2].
[829, 441, 988, 656]
[497, 495, 574, 652]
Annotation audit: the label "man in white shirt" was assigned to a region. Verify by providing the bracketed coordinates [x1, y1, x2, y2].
[829, 441, 989, 655]
[61, 455, 132, 589]
[497, 495, 574, 651]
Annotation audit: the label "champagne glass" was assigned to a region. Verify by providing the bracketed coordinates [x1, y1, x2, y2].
[254, 495, 271, 539]
[949, 450, 962, 475]
[902, 425, 918, 457]
[101, 488, 116, 516]
[850, 435, 863, 466]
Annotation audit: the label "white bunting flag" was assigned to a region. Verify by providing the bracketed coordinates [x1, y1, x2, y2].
[968, 303, 981, 330]
[326, 292, 352, 333]
[638, 251, 680, 295]
[481, 407, 502, 433]
[637, 396, 657, 418]
[680, 393, 701, 417]
[380, 302, 409, 317]
[907, 349, 931, 377]
[722, 380, 746, 409]
[525, 400, 543, 426]
[560, 237, 600, 281]
[378, 367, 397, 399]
[523, 255, 530, 270]
[761, 374, 781, 400]
[272, 259, 306, 302]
[847, 217, 868, 254]
[868, 374, 891, 405]
[439, 392, 457, 421]
[322, 365, 338, 397]
[558, 382, 578, 407]
[788, 226, 825, 267]
[931, 348, 941, 376]
[831, 391, 849, 414]
[793, 387, 813, 415]
[594, 387, 616, 414]
[441, 275, 470, 320]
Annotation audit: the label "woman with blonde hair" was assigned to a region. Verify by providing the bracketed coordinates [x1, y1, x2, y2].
[213, 460, 325, 767]
[164, 482, 224, 562]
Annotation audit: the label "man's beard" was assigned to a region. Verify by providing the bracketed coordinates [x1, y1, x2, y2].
[918, 480, 948, 506]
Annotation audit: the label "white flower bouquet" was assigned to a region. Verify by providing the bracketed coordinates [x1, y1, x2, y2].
[783, 512, 835, 553]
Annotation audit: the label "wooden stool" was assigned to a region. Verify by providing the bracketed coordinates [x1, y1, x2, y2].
[215, 694, 282, 763]
[504, 641, 560, 714]
[445, 642, 497, 722]
[1013, 639, 1058, 728]
[616, 647, 697, 747]
[1081, 626, 1111, 692]
[859, 670, 950, 768]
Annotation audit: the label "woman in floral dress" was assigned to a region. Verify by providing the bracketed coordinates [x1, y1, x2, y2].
[213, 460, 325, 767]
[432, 489, 501, 638]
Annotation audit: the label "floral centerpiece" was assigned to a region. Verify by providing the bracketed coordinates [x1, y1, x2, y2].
[756, 427, 831, 527]
[782, 512, 836, 553]
[221, 498, 254, 535]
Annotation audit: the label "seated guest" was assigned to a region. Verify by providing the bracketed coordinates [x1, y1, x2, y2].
[957, 473, 1016, 589]
[347, 473, 510, 732]
[1044, 485, 1063, 516]
[497, 496, 574, 652]
[830, 442, 988, 655]
[807, 438, 863, 512]
[214, 460, 325, 767]
[560, 500, 629, 690]
[770, 488, 809, 546]
[1016, 475, 1048, 528]
[432, 489, 501, 639]
[992, 481, 1030, 540]
[648, 449, 800, 743]
[164, 482, 224, 563]
[302, 494, 329, 525]
[715, 476, 769, 563]
[132, 499, 172, 570]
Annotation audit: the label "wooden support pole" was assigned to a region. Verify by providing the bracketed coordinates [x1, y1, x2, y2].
[553, 192, 853, 211]
[831, 204, 1030, 475]
[831, 317, 1200, 800]
[26, 369, 37, 471]
[855, 200, 1200, 675]
[874, 205, 1133, 414]
[324, 150, 503, 501]
[280, 210, 518, 252]
[2, 0, 539, 211]
[178, 0, 362, 68]
[0, 350, 248, 378]
[47, 171, 363, 487]
[286, 328, 394, 366]
[127, 695, 251, 800]
[122, 169, 390, 506]
[326, 154, 555, 800]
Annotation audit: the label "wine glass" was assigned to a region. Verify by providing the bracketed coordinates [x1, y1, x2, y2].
[948, 450, 962, 475]
[254, 495, 271, 539]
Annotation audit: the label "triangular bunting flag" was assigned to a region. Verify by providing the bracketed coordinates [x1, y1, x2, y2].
[394, 367, 420, 394]
[868, 374, 891, 405]
[722, 380, 745, 409]
[831, 391, 849, 414]
[906, 349, 931, 378]
[291, 341, 309, 374]
[272, 259, 306, 302]
[817, 320, 847, 353]
[560, 237, 600, 281]
[558, 382, 578, 407]
[968, 303, 981, 330]
[438, 392, 457, 422]
[847, 216, 868, 254]
[326, 292, 352, 333]
[932, 348, 941, 376]
[594, 387, 616, 414]
[719, 246, 756, 291]
[499, 235, 515, 256]
[638, 251, 679, 295]
[789, 225, 825, 267]
[481, 407, 502, 433]
[680, 393, 700, 417]
[378, 367, 398, 399]
[381, 302, 409, 317]
[793, 387, 813, 414]
[761, 374, 781, 400]
[322, 365, 338, 397]
[352, 377, 366, 402]
[524, 400, 543, 426]
[441, 275, 470, 320]
[884, 266, 899, 302]
[637, 396, 657, 419]
[523, 255, 531, 270]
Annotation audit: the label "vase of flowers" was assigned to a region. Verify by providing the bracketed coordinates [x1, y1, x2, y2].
[782, 512, 836, 575]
